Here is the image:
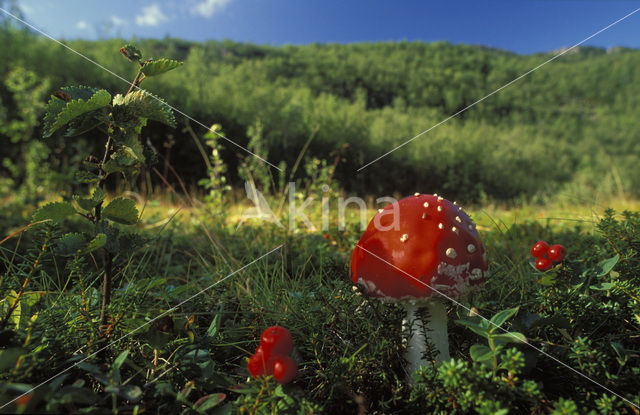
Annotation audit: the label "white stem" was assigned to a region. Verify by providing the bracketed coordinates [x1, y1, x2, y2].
[403, 301, 450, 379]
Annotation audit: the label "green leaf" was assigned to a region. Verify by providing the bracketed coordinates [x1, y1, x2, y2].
[491, 332, 526, 344]
[590, 282, 616, 291]
[1, 290, 20, 330]
[102, 197, 138, 225]
[110, 350, 128, 384]
[455, 319, 489, 338]
[141, 58, 183, 77]
[33, 201, 76, 224]
[206, 313, 221, 339]
[194, 393, 226, 410]
[121, 133, 146, 163]
[0, 348, 25, 371]
[80, 233, 106, 254]
[113, 90, 175, 127]
[594, 254, 619, 277]
[75, 170, 102, 184]
[65, 112, 106, 137]
[470, 344, 498, 362]
[120, 44, 142, 62]
[73, 187, 106, 211]
[56, 233, 87, 256]
[489, 307, 519, 329]
[113, 350, 128, 372]
[42, 96, 66, 137]
[43, 88, 111, 137]
[536, 273, 557, 286]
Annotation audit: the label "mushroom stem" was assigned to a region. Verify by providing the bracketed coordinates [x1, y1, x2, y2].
[403, 301, 450, 379]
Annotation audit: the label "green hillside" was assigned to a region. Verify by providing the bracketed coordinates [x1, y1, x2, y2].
[2, 23, 639, 202]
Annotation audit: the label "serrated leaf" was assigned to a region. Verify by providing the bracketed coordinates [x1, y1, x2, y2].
[44, 89, 111, 137]
[65, 112, 106, 137]
[62, 86, 102, 101]
[489, 307, 519, 329]
[102, 197, 138, 225]
[114, 90, 175, 127]
[43, 96, 66, 138]
[56, 233, 88, 256]
[141, 58, 183, 77]
[470, 344, 498, 362]
[74, 188, 106, 211]
[33, 201, 76, 224]
[75, 170, 102, 184]
[121, 133, 146, 163]
[80, 233, 106, 254]
[120, 44, 142, 62]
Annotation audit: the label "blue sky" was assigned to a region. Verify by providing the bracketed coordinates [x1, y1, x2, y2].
[10, 0, 640, 54]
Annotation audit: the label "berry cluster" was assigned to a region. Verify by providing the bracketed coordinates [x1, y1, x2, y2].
[531, 240, 566, 271]
[248, 326, 298, 384]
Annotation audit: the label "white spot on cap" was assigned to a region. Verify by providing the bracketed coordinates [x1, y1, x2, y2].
[467, 244, 476, 253]
[422, 213, 428, 219]
[378, 209, 383, 213]
[453, 201, 458, 205]
[468, 224, 474, 231]
[414, 192, 420, 197]
[437, 196, 443, 202]
[423, 202, 429, 208]
[437, 206, 443, 212]
[446, 248, 457, 259]
[438, 223, 444, 229]
[433, 193, 438, 196]
[400, 234, 408, 242]
[452, 226, 459, 235]
[470, 268, 483, 280]
[455, 216, 462, 223]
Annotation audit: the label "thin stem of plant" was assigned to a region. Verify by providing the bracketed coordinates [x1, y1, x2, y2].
[0, 235, 48, 330]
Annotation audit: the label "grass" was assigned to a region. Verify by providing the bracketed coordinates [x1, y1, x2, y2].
[1, 191, 639, 413]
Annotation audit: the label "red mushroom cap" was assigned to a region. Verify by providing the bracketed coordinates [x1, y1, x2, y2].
[351, 193, 488, 302]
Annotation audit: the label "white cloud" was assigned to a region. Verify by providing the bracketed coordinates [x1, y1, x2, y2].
[76, 20, 88, 30]
[111, 15, 127, 26]
[191, 0, 232, 18]
[135, 4, 169, 27]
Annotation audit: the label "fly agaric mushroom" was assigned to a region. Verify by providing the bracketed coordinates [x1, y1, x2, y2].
[351, 193, 488, 376]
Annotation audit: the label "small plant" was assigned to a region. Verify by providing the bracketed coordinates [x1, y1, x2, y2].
[25, 43, 182, 333]
[456, 307, 526, 375]
[196, 123, 230, 208]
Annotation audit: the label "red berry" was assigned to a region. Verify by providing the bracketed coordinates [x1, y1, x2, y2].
[531, 241, 550, 259]
[535, 257, 552, 271]
[324, 233, 330, 240]
[273, 356, 298, 384]
[548, 245, 566, 262]
[260, 326, 293, 356]
[248, 345, 275, 378]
